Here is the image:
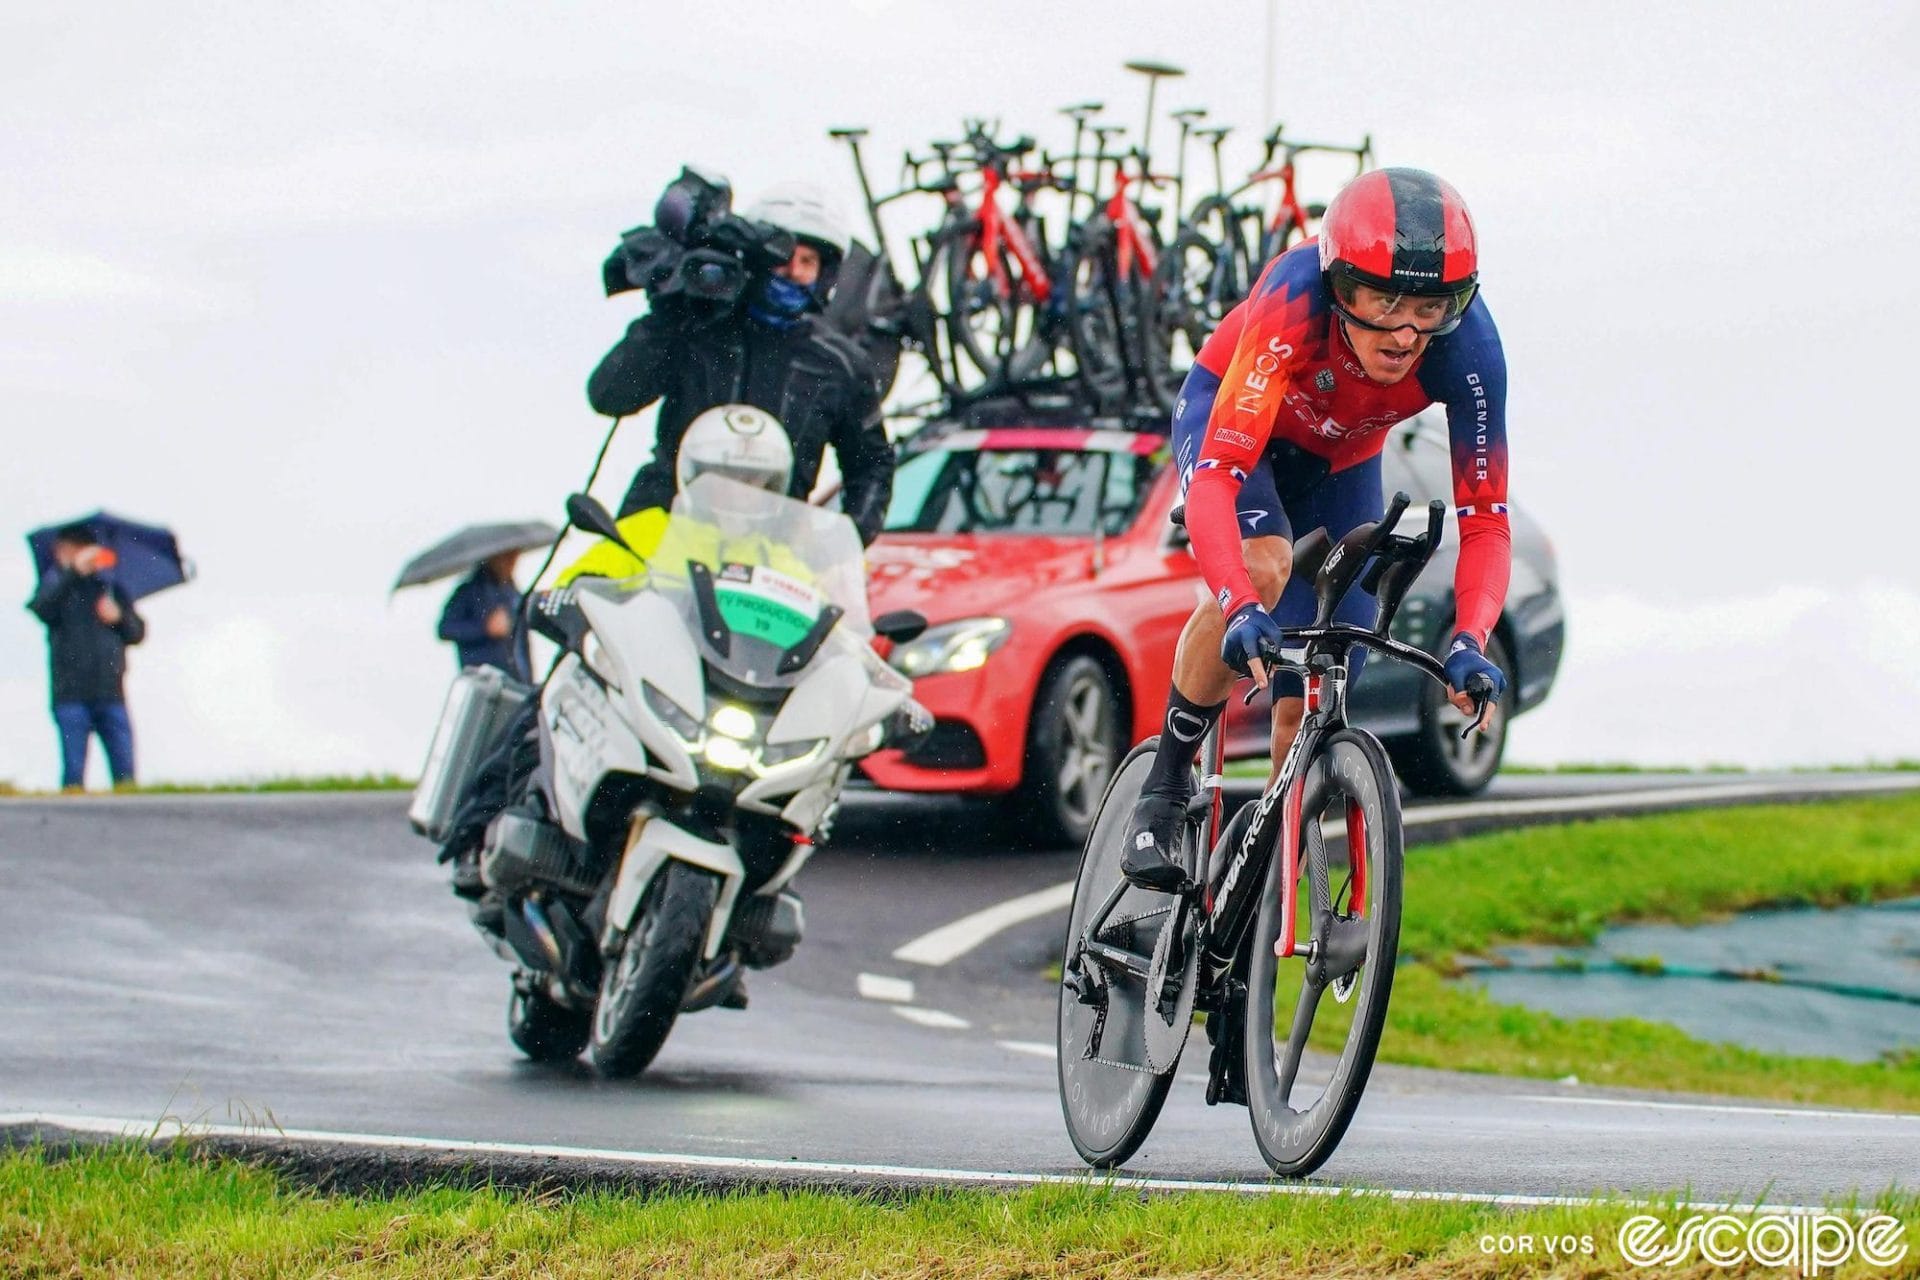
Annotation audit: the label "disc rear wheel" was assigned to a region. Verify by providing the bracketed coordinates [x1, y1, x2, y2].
[1056, 740, 1187, 1167]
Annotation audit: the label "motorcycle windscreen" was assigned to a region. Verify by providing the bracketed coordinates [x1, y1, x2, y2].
[639, 473, 872, 689]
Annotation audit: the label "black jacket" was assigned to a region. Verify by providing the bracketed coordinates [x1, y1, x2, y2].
[587, 306, 894, 543]
[28, 568, 145, 706]
[437, 569, 522, 673]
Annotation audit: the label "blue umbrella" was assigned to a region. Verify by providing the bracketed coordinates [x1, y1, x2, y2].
[27, 511, 193, 602]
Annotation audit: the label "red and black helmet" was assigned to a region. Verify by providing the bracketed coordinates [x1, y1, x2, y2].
[1319, 167, 1478, 336]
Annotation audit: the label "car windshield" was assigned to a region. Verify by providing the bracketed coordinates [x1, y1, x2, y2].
[883, 445, 1159, 536]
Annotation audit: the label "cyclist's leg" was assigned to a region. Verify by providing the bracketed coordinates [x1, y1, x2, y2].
[1264, 454, 1384, 780]
[1125, 396, 1290, 885]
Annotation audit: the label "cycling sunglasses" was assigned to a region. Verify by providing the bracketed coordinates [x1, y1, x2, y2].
[1330, 281, 1477, 338]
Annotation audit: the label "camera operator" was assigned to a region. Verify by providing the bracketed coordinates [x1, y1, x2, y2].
[588, 180, 895, 545]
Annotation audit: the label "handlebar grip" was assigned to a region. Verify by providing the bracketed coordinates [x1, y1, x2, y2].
[1466, 672, 1496, 699]
[1425, 499, 1444, 548]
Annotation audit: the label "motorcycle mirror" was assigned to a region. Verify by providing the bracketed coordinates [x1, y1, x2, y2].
[874, 609, 928, 644]
[565, 493, 635, 554]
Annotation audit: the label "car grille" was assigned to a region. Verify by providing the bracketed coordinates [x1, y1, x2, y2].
[903, 721, 987, 770]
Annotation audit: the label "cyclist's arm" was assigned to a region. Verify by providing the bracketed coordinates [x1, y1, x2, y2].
[1423, 302, 1512, 650]
[1186, 265, 1316, 617]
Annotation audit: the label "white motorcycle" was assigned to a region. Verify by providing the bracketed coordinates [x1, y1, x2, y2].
[411, 473, 926, 1077]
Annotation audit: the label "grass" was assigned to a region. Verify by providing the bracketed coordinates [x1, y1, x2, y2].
[1219, 759, 1920, 779]
[1342, 792, 1920, 1109]
[5, 1145, 1914, 1279]
[0, 773, 413, 797]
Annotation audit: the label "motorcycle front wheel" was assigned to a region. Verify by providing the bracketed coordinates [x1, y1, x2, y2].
[589, 860, 718, 1079]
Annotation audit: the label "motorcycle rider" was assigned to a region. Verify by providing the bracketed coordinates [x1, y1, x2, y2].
[587, 181, 897, 545]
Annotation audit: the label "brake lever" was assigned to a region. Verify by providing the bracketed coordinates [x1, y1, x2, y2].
[1460, 687, 1496, 739]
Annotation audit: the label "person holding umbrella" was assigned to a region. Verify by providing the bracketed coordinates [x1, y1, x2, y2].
[394, 519, 555, 678]
[436, 550, 523, 674]
[27, 524, 147, 790]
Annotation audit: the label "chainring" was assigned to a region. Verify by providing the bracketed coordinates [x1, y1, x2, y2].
[1142, 897, 1201, 1074]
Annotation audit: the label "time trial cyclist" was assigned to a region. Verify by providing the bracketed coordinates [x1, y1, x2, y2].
[1123, 167, 1513, 890]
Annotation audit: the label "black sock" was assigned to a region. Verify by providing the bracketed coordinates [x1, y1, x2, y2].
[1143, 688, 1225, 798]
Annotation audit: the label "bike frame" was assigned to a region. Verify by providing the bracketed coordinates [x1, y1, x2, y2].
[1106, 160, 1159, 281]
[973, 163, 1053, 305]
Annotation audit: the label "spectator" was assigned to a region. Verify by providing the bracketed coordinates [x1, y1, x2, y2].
[437, 550, 522, 674]
[28, 524, 145, 791]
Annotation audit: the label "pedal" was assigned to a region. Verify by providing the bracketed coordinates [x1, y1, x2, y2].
[1062, 960, 1104, 1008]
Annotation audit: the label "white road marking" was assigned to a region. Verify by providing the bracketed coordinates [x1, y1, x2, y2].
[892, 882, 1073, 966]
[0, 1110, 1839, 1213]
[1507, 1095, 1920, 1123]
[997, 1040, 1057, 1059]
[890, 1006, 969, 1030]
[891, 777, 1920, 967]
[856, 973, 915, 1004]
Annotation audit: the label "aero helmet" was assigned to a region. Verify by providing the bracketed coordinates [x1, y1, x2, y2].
[1319, 167, 1478, 335]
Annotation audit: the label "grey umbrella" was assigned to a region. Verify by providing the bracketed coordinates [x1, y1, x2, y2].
[392, 521, 559, 590]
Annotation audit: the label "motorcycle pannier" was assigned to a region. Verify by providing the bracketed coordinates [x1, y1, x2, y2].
[408, 665, 531, 840]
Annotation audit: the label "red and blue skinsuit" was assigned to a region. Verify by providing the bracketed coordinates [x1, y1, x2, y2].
[1172, 241, 1511, 690]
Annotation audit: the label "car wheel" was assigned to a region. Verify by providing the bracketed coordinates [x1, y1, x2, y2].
[1016, 654, 1124, 847]
[1387, 631, 1511, 797]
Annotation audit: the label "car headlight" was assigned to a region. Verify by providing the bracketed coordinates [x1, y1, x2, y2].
[642, 682, 703, 742]
[889, 617, 1011, 677]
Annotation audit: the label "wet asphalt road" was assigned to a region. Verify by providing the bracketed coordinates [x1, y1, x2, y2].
[1, 775, 1915, 1205]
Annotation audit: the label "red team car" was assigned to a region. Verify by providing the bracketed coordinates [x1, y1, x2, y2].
[860, 420, 1564, 844]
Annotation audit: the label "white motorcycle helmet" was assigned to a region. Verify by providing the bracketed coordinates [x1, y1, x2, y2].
[743, 181, 852, 284]
[676, 404, 795, 497]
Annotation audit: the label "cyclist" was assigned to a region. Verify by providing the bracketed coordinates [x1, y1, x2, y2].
[1123, 167, 1512, 890]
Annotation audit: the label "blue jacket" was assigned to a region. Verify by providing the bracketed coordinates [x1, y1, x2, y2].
[437, 569, 521, 673]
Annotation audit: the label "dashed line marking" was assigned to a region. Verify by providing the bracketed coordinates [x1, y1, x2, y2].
[892, 882, 1073, 967]
[891, 1006, 969, 1030]
[856, 973, 915, 1003]
[997, 1040, 1057, 1059]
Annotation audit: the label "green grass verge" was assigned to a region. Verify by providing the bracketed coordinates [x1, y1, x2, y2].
[0, 773, 413, 797]
[6, 1146, 1913, 1279]
[1220, 759, 1920, 778]
[1345, 793, 1920, 1110]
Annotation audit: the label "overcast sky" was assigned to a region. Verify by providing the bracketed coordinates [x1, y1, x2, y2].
[4, 2, 1917, 787]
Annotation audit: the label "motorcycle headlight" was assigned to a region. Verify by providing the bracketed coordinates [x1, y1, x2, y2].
[759, 738, 826, 770]
[703, 736, 755, 773]
[709, 703, 757, 741]
[642, 682, 703, 743]
[889, 616, 1011, 677]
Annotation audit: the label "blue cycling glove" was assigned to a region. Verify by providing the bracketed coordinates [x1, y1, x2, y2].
[1444, 634, 1507, 700]
[1220, 604, 1288, 677]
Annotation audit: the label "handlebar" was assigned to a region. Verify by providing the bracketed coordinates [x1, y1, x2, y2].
[1230, 493, 1492, 712]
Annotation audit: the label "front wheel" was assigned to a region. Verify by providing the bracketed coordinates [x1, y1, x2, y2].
[1243, 728, 1403, 1177]
[589, 860, 717, 1079]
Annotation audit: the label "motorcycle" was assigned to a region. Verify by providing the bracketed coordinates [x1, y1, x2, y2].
[410, 473, 927, 1077]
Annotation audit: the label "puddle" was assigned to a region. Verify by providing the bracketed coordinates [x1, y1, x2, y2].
[1464, 897, 1920, 1062]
